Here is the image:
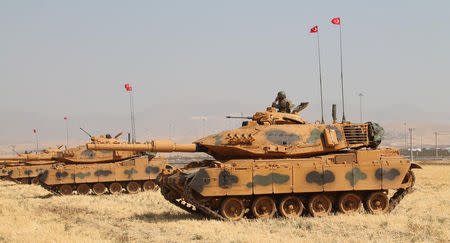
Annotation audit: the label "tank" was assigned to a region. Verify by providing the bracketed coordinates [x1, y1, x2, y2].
[87, 107, 421, 220]
[0, 148, 63, 184]
[0, 132, 161, 192]
[37, 156, 167, 195]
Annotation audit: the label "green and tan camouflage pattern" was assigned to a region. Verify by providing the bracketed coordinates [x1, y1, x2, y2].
[164, 149, 414, 197]
[0, 135, 145, 183]
[39, 157, 167, 186]
[87, 107, 379, 160]
[0, 134, 143, 164]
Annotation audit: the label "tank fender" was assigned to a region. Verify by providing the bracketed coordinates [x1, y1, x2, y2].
[410, 163, 422, 169]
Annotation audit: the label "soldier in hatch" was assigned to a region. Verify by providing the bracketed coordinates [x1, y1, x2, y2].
[272, 91, 293, 113]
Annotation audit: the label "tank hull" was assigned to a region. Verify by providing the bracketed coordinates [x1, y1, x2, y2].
[1, 163, 54, 184]
[157, 149, 419, 220]
[36, 157, 167, 195]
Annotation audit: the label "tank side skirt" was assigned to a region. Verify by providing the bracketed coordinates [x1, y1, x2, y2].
[173, 154, 416, 219]
[36, 158, 167, 195]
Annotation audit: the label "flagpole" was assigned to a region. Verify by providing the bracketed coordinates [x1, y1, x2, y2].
[34, 131, 39, 154]
[129, 91, 136, 143]
[65, 117, 69, 149]
[339, 24, 346, 122]
[316, 32, 325, 124]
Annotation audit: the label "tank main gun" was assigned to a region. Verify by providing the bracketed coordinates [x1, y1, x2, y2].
[226, 115, 253, 119]
[87, 140, 198, 152]
[0, 154, 54, 161]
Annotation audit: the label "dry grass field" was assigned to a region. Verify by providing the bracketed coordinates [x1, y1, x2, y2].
[0, 164, 448, 243]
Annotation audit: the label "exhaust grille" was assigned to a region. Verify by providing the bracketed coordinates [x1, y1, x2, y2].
[343, 124, 369, 144]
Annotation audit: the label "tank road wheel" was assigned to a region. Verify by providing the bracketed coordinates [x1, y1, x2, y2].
[59, 184, 73, 195]
[77, 184, 90, 195]
[278, 196, 304, 218]
[220, 197, 245, 221]
[109, 182, 123, 195]
[31, 177, 39, 185]
[126, 181, 140, 194]
[338, 193, 361, 214]
[308, 194, 332, 217]
[142, 180, 157, 191]
[251, 196, 277, 219]
[92, 183, 106, 195]
[20, 178, 30, 184]
[364, 191, 389, 214]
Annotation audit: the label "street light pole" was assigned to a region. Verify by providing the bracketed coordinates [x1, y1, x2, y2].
[202, 117, 206, 137]
[404, 122, 407, 151]
[358, 93, 364, 123]
[435, 132, 438, 158]
[409, 128, 414, 162]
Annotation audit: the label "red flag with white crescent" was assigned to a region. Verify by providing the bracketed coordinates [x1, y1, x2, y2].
[331, 17, 341, 25]
[64, 117, 67, 120]
[310, 26, 318, 33]
[125, 83, 132, 91]
[33, 129, 37, 133]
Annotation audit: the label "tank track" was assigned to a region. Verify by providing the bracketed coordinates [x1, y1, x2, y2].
[157, 176, 225, 219]
[161, 170, 417, 220]
[159, 186, 201, 216]
[37, 179, 61, 195]
[388, 170, 415, 212]
[183, 186, 225, 220]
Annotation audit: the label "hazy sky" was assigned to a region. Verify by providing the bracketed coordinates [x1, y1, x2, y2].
[1, 0, 449, 146]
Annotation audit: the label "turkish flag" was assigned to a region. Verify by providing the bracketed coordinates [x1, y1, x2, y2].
[64, 117, 67, 120]
[310, 26, 318, 33]
[33, 129, 37, 133]
[125, 83, 132, 91]
[331, 17, 341, 25]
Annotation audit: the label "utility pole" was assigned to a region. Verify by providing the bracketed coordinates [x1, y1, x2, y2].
[358, 93, 364, 122]
[409, 128, 414, 162]
[404, 122, 407, 152]
[435, 132, 438, 158]
[420, 136, 423, 150]
[168, 123, 172, 140]
[202, 117, 207, 137]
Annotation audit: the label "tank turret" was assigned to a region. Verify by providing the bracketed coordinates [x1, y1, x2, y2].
[0, 148, 62, 163]
[87, 107, 383, 160]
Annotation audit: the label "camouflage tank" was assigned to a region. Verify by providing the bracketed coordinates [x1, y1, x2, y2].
[1, 133, 167, 195]
[33, 133, 167, 195]
[37, 156, 167, 195]
[0, 133, 141, 184]
[87, 107, 421, 220]
[0, 147, 64, 184]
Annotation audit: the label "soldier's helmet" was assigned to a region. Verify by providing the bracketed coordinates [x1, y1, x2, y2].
[277, 91, 286, 99]
[105, 134, 112, 139]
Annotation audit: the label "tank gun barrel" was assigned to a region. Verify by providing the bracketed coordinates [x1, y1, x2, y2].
[226, 116, 253, 119]
[0, 156, 26, 161]
[87, 140, 198, 153]
[0, 154, 53, 161]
